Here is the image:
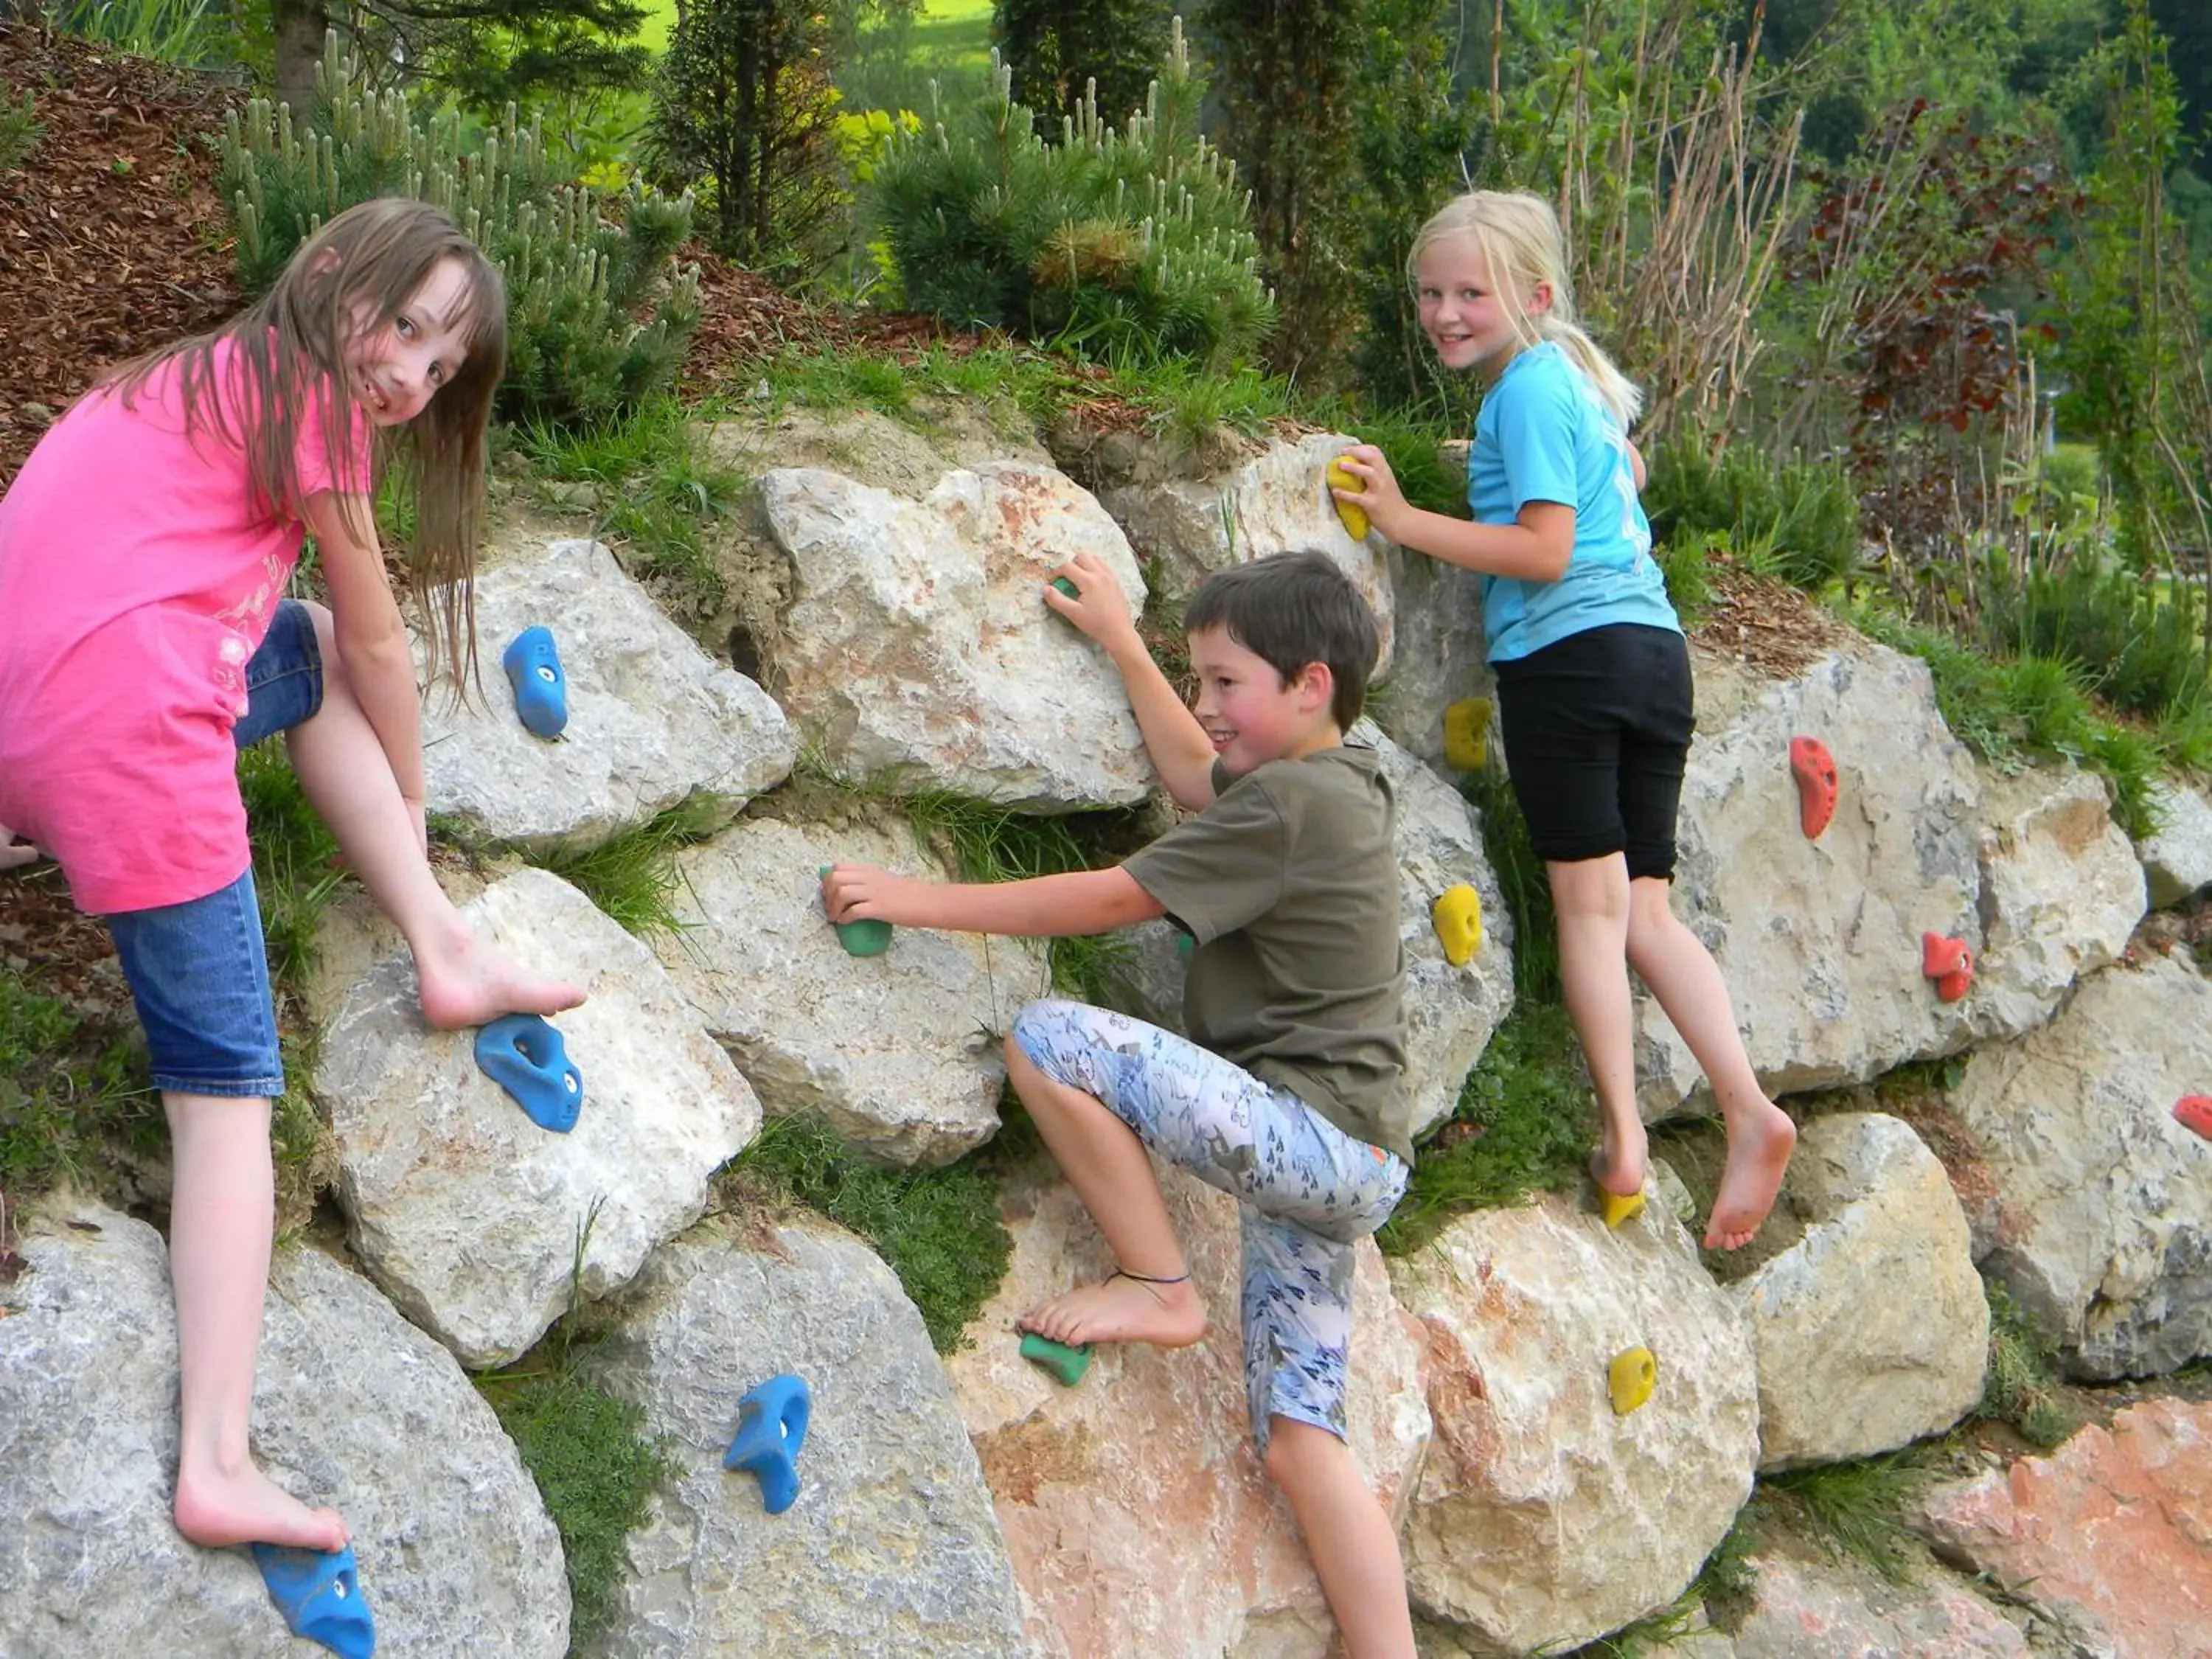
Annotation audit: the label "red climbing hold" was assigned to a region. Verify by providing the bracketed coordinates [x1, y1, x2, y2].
[2175, 1096, 2212, 1141]
[1921, 931, 1974, 1004]
[1790, 736, 1838, 840]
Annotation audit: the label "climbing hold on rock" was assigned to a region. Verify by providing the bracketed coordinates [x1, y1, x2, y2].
[1431, 885, 1482, 967]
[818, 864, 893, 958]
[2175, 1096, 2212, 1140]
[1789, 735, 1837, 840]
[473, 1015, 583, 1133]
[1326, 455, 1369, 541]
[501, 625, 568, 740]
[1174, 930, 1194, 959]
[1020, 1331, 1093, 1386]
[1050, 575, 1079, 599]
[1920, 931, 1974, 1004]
[724, 1372, 812, 1514]
[1442, 697, 1492, 773]
[251, 1543, 376, 1659]
[1599, 1188, 1646, 1229]
[1608, 1346, 1658, 1416]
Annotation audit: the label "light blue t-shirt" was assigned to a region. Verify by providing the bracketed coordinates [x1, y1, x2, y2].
[1467, 341, 1679, 663]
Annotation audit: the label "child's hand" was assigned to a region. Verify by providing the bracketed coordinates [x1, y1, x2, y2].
[1332, 445, 1413, 542]
[821, 860, 920, 926]
[0, 827, 37, 870]
[1041, 552, 1140, 650]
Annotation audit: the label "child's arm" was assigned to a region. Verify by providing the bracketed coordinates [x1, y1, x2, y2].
[304, 491, 429, 847]
[822, 861, 1165, 937]
[1042, 552, 1220, 810]
[1332, 445, 1574, 582]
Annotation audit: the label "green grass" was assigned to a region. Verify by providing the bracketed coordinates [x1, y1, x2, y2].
[0, 88, 42, 175]
[50, 0, 232, 69]
[1759, 1453, 1929, 1583]
[1977, 1280, 2078, 1447]
[524, 793, 728, 939]
[724, 1113, 1014, 1352]
[0, 973, 160, 1196]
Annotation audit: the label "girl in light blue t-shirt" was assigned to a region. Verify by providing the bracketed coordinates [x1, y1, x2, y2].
[1335, 189, 1797, 1253]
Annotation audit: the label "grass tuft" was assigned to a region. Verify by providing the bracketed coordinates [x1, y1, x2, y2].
[0, 88, 43, 174]
[524, 793, 729, 939]
[0, 974, 159, 1194]
[725, 1113, 1012, 1353]
[1978, 1279, 2077, 1447]
[1759, 1453, 1927, 1583]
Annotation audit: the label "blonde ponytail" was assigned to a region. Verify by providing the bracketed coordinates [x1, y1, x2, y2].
[1409, 190, 1643, 429]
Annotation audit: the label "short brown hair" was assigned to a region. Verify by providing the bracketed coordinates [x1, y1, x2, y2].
[1183, 551, 1380, 731]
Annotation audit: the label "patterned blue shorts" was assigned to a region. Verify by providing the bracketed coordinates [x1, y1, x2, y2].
[1010, 998, 1409, 1452]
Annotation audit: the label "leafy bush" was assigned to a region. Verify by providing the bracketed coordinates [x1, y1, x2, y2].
[867, 20, 1274, 369]
[1645, 434, 1863, 592]
[1975, 554, 2212, 733]
[219, 33, 699, 429]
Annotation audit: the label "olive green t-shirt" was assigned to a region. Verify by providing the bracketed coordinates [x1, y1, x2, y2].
[1121, 744, 1411, 1161]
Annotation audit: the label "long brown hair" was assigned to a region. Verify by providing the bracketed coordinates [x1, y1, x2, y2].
[108, 198, 505, 684]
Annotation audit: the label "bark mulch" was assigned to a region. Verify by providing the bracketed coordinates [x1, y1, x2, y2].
[1688, 553, 1854, 678]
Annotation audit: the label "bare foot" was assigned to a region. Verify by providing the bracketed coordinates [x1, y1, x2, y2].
[1020, 1272, 1208, 1349]
[1591, 1114, 1649, 1199]
[415, 930, 585, 1032]
[1705, 1102, 1798, 1251]
[175, 1463, 349, 1552]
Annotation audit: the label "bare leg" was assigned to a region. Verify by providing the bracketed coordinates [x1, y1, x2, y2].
[1548, 855, 1646, 1200]
[1625, 877, 1796, 1250]
[1004, 1035, 1207, 1349]
[164, 1091, 349, 1551]
[1265, 1419, 1416, 1659]
[284, 604, 582, 1029]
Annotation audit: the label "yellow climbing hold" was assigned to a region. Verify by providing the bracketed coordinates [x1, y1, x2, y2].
[1600, 1188, 1646, 1228]
[1609, 1346, 1658, 1416]
[1442, 697, 1491, 771]
[1326, 456, 1369, 541]
[1431, 884, 1482, 967]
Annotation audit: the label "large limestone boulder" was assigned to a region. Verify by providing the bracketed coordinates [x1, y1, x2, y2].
[947, 1158, 1430, 1659]
[656, 814, 1046, 1166]
[1086, 430, 1398, 674]
[1636, 644, 1984, 1114]
[1386, 1195, 1760, 1654]
[1916, 1398, 2212, 1658]
[1948, 953, 2212, 1380]
[314, 866, 762, 1367]
[2137, 776, 2212, 907]
[759, 462, 1155, 810]
[581, 1219, 1026, 1659]
[1374, 538, 1491, 776]
[0, 1200, 568, 1658]
[1731, 1113, 1988, 1470]
[1970, 765, 2144, 1038]
[420, 538, 795, 853]
[1722, 1543, 2031, 1658]
[1096, 724, 1514, 1138]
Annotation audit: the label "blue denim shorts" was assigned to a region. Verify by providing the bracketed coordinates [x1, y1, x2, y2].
[1010, 998, 1409, 1454]
[104, 599, 324, 1097]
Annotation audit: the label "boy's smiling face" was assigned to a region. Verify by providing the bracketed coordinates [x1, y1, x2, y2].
[1188, 625, 1340, 776]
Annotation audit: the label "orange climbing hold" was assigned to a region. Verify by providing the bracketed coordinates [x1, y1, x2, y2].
[2175, 1096, 2212, 1140]
[1921, 931, 1974, 1004]
[1790, 736, 1838, 840]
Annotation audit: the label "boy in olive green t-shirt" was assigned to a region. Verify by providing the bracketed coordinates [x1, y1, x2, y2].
[822, 550, 1417, 1659]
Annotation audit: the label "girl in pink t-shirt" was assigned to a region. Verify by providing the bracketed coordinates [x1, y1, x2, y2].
[0, 200, 582, 1557]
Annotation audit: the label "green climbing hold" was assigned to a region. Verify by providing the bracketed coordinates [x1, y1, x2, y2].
[1020, 1331, 1092, 1386]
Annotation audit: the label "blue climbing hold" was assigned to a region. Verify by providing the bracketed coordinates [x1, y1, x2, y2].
[251, 1542, 377, 1659]
[474, 1015, 583, 1133]
[723, 1372, 811, 1515]
[501, 625, 568, 740]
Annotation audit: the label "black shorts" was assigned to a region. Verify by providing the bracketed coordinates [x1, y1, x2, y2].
[1494, 623, 1694, 880]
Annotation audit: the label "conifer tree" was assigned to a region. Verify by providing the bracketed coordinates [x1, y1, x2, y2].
[992, 0, 1172, 131]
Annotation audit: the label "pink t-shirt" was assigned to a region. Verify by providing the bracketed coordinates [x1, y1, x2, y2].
[0, 338, 372, 914]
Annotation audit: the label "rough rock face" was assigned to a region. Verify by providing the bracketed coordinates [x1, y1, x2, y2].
[420, 538, 795, 852]
[1732, 1113, 1988, 1470]
[1636, 644, 1984, 1114]
[2137, 777, 2212, 907]
[1088, 431, 1398, 674]
[1095, 724, 1514, 1138]
[1723, 1545, 2031, 1658]
[1949, 954, 2212, 1381]
[759, 462, 1156, 809]
[315, 866, 762, 1367]
[946, 1159, 1430, 1659]
[582, 1220, 1026, 1659]
[1917, 1398, 2212, 1658]
[1386, 1196, 1760, 1654]
[1970, 765, 2145, 1038]
[0, 1200, 568, 1658]
[657, 815, 1046, 1166]
[1373, 539, 1491, 777]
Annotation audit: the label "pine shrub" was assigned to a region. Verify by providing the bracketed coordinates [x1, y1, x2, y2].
[866, 19, 1273, 370]
[218, 33, 700, 429]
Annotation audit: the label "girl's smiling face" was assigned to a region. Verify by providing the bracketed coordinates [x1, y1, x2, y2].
[1415, 234, 1548, 373]
[344, 256, 476, 427]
